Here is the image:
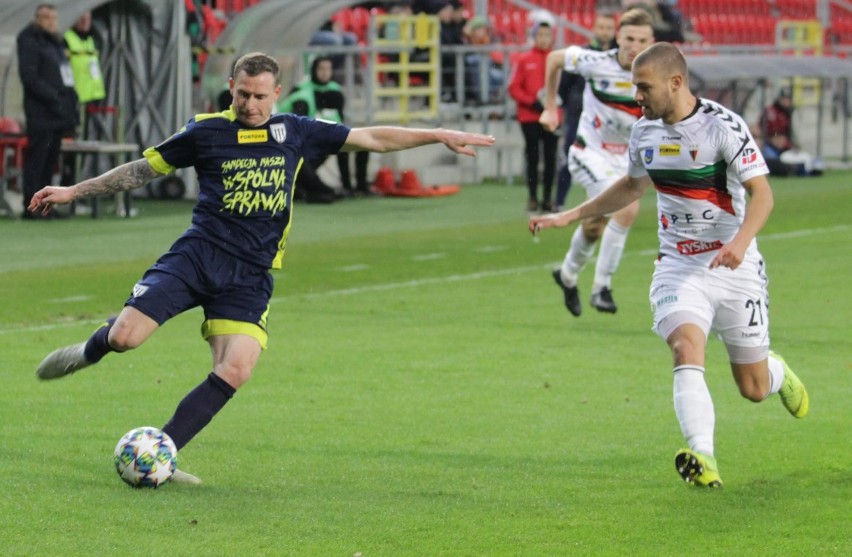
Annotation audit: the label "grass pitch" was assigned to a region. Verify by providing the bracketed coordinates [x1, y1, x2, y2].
[0, 172, 849, 556]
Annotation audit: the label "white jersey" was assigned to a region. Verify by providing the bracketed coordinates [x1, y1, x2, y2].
[562, 46, 643, 157]
[628, 98, 769, 267]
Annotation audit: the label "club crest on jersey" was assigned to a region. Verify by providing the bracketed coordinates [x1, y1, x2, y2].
[238, 129, 268, 143]
[740, 147, 758, 165]
[644, 148, 654, 164]
[689, 145, 699, 161]
[270, 123, 286, 143]
[132, 283, 148, 298]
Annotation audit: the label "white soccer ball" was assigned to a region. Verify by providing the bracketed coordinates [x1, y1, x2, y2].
[114, 427, 177, 488]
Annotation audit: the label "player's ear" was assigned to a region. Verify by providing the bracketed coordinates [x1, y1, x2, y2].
[670, 73, 683, 93]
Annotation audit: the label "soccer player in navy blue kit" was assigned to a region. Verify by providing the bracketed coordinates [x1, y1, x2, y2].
[28, 52, 494, 484]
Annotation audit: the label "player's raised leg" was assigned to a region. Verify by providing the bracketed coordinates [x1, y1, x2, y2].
[37, 308, 158, 379]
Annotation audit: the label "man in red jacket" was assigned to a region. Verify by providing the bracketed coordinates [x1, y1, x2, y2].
[508, 17, 560, 213]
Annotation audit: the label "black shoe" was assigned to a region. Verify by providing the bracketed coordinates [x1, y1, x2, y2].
[551, 269, 581, 316]
[590, 287, 618, 313]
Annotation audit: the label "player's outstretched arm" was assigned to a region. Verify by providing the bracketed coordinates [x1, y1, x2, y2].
[529, 174, 651, 235]
[28, 158, 164, 216]
[539, 49, 567, 133]
[342, 127, 495, 157]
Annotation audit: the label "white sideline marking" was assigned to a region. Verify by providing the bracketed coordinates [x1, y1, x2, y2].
[338, 264, 371, 272]
[411, 253, 446, 261]
[1, 224, 847, 336]
[49, 295, 94, 303]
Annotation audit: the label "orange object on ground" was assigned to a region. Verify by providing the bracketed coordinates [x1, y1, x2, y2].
[372, 166, 396, 194]
[388, 169, 460, 197]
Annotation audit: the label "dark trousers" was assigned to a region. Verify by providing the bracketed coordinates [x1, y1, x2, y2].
[520, 121, 558, 206]
[23, 128, 63, 215]
[556, 109, 582, 207]
[338, 151, 369, 192]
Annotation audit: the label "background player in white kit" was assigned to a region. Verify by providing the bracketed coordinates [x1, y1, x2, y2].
[530, 43, 808, 488]
[539, 9, 654, 316]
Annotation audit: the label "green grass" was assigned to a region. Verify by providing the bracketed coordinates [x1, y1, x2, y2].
[0, 173, 850, 556]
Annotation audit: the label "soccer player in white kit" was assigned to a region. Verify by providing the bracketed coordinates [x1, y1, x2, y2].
[530, 43, 808, 488]
[539, 8, 655, 316]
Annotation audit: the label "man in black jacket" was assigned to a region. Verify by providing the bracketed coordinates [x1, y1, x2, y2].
[17, 4, 78, 219]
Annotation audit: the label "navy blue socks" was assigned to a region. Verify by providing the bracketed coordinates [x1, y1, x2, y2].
[83, 317, 117, 363]
[163, 372, 236, 450]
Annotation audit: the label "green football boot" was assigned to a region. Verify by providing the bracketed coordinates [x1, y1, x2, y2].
[771, 351, 809, 418]
[675, 448, 723, 488]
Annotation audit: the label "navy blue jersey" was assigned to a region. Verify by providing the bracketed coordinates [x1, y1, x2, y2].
[143, 109, 350, 269]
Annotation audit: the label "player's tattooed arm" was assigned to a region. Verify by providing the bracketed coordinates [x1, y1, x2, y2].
[73, 159, 164, 199]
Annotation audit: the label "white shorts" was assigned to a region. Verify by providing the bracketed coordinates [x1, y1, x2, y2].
[568, 144, 628, 199]
[649, 252, 771, 349]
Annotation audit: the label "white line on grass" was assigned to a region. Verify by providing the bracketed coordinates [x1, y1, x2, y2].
[2, 224, 847, 336]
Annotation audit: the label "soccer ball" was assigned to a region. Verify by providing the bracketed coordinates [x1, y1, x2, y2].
[114, 427, 177, 488]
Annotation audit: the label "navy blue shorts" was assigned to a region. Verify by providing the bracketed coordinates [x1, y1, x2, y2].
[126, 236, 273, 348]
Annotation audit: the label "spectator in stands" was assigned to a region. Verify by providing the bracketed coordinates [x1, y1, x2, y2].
[758, 87, 823, 176]
[508, 16, 559, 213]
[278, 56, 371, 201]
[310, 19, 359, 82]
[411, 0, 463, 101]
[17, 3, 79, 219]
[439, 1, 465, 101]
[555, 11, 617, 211]
[462, 16, 505, 105]
[412, 0, 447, 14]
[64, 11, 105, 132]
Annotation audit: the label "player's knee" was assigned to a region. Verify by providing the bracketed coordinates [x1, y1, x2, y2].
[668, 336, 702, 365]
[736, 380, 765, 402]
[215, 361, 253, 389]
[582, 218, 605, 240]
[107, 325, 142, 352]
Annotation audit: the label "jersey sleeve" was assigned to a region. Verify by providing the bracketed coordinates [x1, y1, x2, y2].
[290, 115, 350, 161]
[627, 123, 649, 178]
[562, 45, 587, 76]
[716, 116, 768, 183]
[143, 120, 198, 174]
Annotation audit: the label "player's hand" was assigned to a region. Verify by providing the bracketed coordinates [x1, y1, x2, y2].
[709, 242, 746, 270]
[441, 130, 495, 156]
[28, 186, 75, 216]
[528, 210, 576, 236]
[539, 108, 559, 133]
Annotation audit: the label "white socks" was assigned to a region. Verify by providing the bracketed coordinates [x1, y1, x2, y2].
[766, 354, 786, 397]
[593, 220, 629, 292]
[560, 226, 596, 287]
[673, 365, 715, 456]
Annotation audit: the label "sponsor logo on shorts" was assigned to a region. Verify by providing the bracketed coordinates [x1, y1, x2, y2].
[132, 283, 148, 298]
[659, 144, 681, 156]
[741, 331, 761, 338]
[676, 239, 723, 255]
[655, 295, 678, 306]
[238, 129, 268, 143]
